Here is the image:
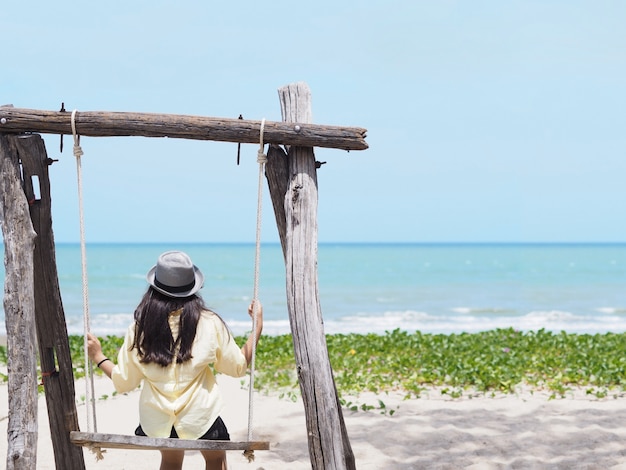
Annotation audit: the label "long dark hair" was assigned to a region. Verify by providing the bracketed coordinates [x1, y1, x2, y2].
[131, 287, 207, 366]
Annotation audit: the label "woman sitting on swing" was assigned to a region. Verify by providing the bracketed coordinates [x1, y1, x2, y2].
[87, 250, 263, 470]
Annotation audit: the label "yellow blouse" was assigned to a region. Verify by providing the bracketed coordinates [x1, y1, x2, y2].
[111, 309, 247, 439]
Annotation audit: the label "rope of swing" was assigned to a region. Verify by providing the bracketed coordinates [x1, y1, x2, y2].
[72, 110, 105, 460]
[244, 118, 266, 462]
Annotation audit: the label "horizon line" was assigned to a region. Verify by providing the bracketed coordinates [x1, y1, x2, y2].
[40, 241, 626, 246]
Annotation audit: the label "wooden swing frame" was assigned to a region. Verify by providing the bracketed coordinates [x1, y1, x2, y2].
[0, 82, 365, 470]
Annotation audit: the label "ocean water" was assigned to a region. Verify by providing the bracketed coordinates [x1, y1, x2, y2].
[1, 243, 626, 336]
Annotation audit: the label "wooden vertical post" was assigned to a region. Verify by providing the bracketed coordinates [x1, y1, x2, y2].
[266, 82, 356, 469]
[16, 134, 86, 470]
[0, 134, 39, 469]
[264, 144, 289, 257]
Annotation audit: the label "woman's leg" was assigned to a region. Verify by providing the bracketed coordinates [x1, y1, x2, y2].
[200, 450, 227, 470]
[159, 450, 185, 470]
[198, 417, 229, 469]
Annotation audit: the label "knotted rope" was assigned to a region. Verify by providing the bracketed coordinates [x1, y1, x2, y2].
[72, 110, 105, 460]
[243, 118, 266, 463]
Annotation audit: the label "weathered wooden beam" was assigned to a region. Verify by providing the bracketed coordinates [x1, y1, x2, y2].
[0, 134, 39, 470]
[0, 107, 368, 151]
[275, 83, 356, 469]
[17, 134, 87, 470]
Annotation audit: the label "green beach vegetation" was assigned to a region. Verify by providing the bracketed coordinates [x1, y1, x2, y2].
[250, 328, 626, 402]
[1, 328, 625, 403]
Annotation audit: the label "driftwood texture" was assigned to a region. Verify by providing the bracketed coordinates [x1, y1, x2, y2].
[0, 107, 368, 151]
[16, 134, 87, 470]
[266, 82, 356, 469]
[0, 134, 39, 470]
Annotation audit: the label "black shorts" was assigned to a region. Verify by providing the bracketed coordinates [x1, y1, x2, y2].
[135, 416, 230, 440]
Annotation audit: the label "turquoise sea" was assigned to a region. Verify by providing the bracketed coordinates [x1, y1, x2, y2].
[1, 243, 626, 337]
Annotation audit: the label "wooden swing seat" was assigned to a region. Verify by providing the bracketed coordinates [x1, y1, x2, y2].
[70, 431, 270, 451]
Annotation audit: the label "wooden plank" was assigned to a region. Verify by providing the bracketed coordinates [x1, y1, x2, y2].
[0, 106, 368, 151]
[0, 134, 38, 469]
[16, 134, 87, 470]
[69, 432, 269, 451]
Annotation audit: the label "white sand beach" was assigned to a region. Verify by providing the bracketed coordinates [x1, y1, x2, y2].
[2, 376, 626, 469]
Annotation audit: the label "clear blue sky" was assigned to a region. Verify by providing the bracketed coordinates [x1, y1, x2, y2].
[2, 1, 625, 243]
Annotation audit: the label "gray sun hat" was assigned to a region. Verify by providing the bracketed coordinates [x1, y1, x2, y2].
[146, 251, 204, 298]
